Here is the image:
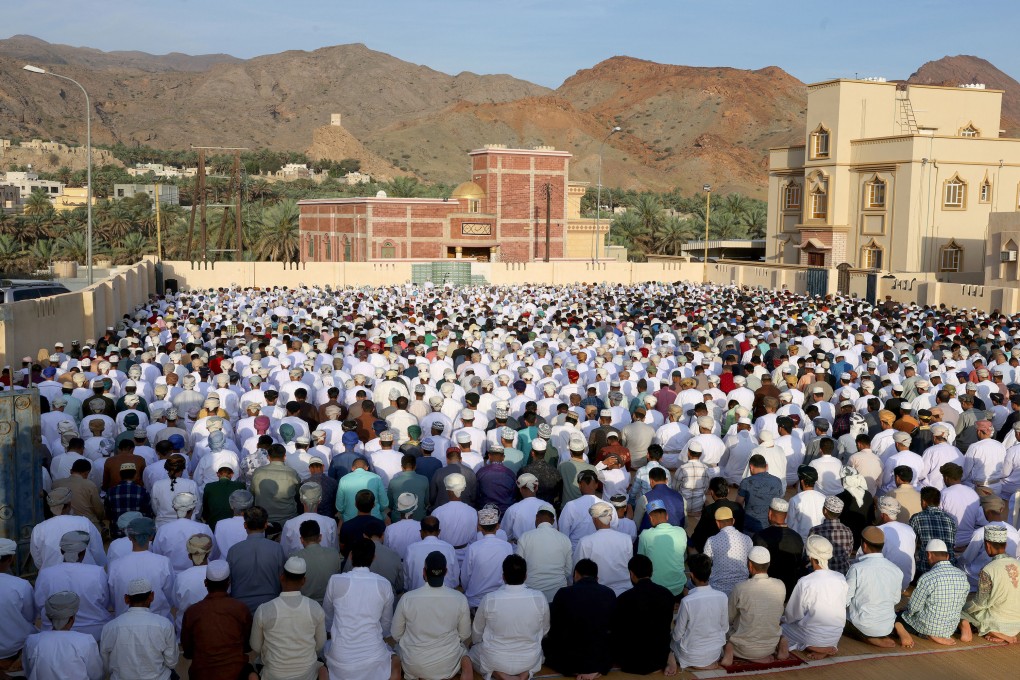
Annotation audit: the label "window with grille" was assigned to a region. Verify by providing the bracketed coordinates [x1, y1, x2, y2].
[862, 244, 883, 269]
[867, 180, 886, 208]
[811, 129, 830, 159]
[944, 179, 966, 208]
[810, 190, 828, 219]
[980, 181, 991, 203]
[939, 241, 963, 272]
[961, 125, 979, 137]
[784, 183, 801, 210]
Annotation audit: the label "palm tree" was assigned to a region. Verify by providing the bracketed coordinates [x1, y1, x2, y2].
[113, 232, 151, 264]
[633, 195, 664, 233]
[720, 193, 749, 218]
[55, 232, 89, 264]
[100, 202, 135, 243]
[23, 190, 54, 217]
[709, 212, 746, 240]
[610, 210, 650, 258]
[653, 216, 697, 256]
[741, 203, 768, 239]
[26, 239, 55, 272]
[386, 176, 421, 198]
[253, 200, 300, 262]
[0, 235, 24, 272]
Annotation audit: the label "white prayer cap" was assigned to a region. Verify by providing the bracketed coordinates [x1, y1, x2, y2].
[0, 538, 16, 556]
[697, 416, 714, 430]
[284, 556, 307, 575]
[125, 578, 154, 596]
[206, 560, 230, 582]
[748, 546, 771, 565]
[925, 539, 948, 553]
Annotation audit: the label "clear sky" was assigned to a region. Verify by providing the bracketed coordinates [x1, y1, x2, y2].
[5, 0, 1018, 87]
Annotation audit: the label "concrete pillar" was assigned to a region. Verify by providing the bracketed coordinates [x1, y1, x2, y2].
[489, 246, 497, 262]
[455, 246, 463, 259]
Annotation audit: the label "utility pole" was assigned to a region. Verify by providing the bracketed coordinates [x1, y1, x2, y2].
[544, 183, 552, 263]
[702, 184, 712, 283]
[154, 182, 162, 261]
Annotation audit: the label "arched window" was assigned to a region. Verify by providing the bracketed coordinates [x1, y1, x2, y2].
[866, 177, 886, 209]
[943, 175, 967, 209]
[783, 183, 801, 210]
[343, 237, 352, 262]
[939, 239, 963, 272]
[810, 187, 828, 219]
[960, 124, 979, 138]
[980, 178, 992, 203]
[861, 240, 883, 269]
[810, 125, 830, 159]
[380, 241, 396, 259]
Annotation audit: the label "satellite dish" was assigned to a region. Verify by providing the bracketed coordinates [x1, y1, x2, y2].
[376, 190, 387, 198]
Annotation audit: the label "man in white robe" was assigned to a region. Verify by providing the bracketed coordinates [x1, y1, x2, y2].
[781, 535, 849, 659]
[469, 554, 550, 680]
[33, 531, 112, 641]
[24, 591, 103, 680]
[323, 539, 399, 680]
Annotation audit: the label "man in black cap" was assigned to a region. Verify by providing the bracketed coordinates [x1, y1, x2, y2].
[392, 551, 473, 680]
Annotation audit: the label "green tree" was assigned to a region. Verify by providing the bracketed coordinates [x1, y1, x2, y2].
[386, 176, 422, 198]
[26, 239, 55, 271]
[0, 235, 24, 272]
[741, 203, 768, 239]
[709, 212, 746, 240]
[252, 200, 300, 262]
[23, 190, 54, 217]
[113, 232, 151, 264]
[653, 216, 697, 256]
[55, 232, 89, 263]
[609, 210, 651, 259]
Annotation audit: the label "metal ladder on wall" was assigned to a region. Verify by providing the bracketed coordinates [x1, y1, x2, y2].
[897, 90, 919, 135]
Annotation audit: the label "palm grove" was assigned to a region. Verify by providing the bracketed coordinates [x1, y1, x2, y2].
[2, 148, 765, 272]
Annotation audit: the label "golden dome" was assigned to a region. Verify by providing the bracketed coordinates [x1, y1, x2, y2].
[451, 181, 486, 200]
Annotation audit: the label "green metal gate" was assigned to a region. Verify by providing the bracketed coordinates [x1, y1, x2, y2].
[411, 262, 473, 286]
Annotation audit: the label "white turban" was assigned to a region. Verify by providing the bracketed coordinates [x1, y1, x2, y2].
[806, 534, 834, 569]
[45, 591, 80, 629]
[589, 501, 615, 524]
[840, 466, 868, 506]
[172, 492, 198, 517]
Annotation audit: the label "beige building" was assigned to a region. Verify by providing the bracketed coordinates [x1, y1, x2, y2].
[767, 78, 1020, 278]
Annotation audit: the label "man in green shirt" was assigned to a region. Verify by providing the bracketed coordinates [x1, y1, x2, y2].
[202, 466, 246, 529]
[637, 499, 688, 597]
[387, 455, 429, 522]
[336, 456, 388, 521]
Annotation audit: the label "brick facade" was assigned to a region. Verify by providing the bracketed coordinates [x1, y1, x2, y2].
[299, 145, 571, 262]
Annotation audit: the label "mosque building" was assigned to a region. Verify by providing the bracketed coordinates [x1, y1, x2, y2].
[297, 144, 609, 263]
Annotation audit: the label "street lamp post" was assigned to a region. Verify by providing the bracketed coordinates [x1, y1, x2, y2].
[702, 184, 712, 283]
[23, 64, 93, 285]
[594, 125, 622, 261]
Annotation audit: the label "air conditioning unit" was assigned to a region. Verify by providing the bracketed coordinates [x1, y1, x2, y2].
[1001, 250, 1018, 262]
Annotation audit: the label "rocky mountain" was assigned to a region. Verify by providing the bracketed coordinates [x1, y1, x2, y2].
[1, 37, 1017, 196]
[907, 55, 1020, 135]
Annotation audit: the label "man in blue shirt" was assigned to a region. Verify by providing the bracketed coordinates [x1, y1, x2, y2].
[738, 454, 785, 535]
[335, 456, 388, 521]
[636, 467, 686, 533]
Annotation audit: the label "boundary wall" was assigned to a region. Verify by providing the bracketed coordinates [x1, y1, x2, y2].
[0, 261, 156, 366]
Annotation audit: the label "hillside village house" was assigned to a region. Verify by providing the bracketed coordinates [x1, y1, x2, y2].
[767, 78, 1020, 279]
[298, 145, 608, 262]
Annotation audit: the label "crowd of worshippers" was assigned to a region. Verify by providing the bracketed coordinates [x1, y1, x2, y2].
[3, 281, 1020, 680]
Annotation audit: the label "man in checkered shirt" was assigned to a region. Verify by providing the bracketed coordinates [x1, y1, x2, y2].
[808, 495, 855, 575]
[894, 539, 969, 646]
[909, 487, 959, 575]
[673, 440, 710, 524]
